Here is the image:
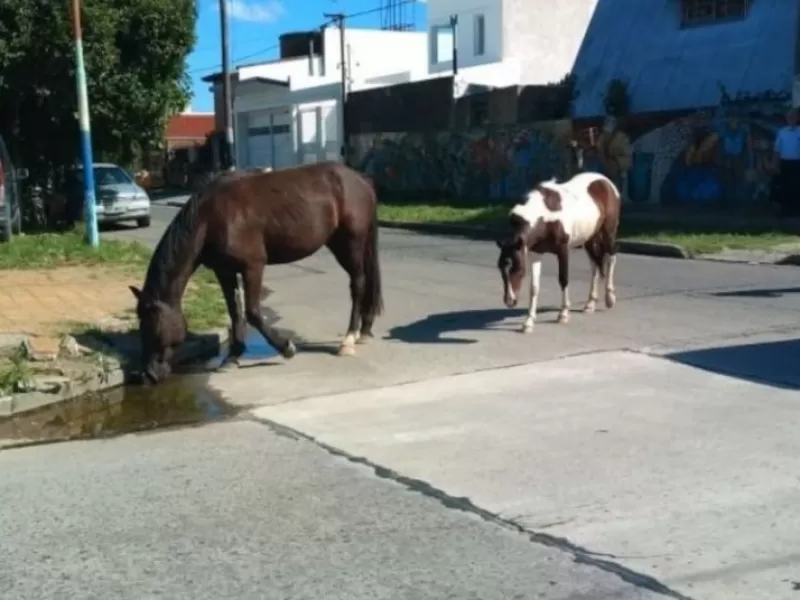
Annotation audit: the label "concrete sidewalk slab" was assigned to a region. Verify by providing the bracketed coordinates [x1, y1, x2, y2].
[252, 349, 800, 600]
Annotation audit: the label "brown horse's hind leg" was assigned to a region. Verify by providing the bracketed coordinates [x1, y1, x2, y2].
[213, 268, 247, 368]
[242, 264, 296, 359]
[326, 231, 366, 357]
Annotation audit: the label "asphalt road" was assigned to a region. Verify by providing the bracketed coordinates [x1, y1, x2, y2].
[3, 199, 800, 599]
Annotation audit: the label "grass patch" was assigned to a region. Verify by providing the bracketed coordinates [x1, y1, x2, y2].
[0, 347, 32, 395]
[377, 202, 800, 255]
[0, 228, 227, 334]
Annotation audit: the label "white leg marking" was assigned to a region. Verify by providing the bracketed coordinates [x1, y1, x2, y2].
[338, 333, 358, 356]
[558, 285, 571, 324]
[522, 259, 542, 333]
[605, 254, 617, 308]
[584, 260, 599, 313]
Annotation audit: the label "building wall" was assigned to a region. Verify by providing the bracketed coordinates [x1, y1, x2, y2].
[424, 0, 595, 91]
[502, 0, 597, 85]
[427, 0, 503, 74]
[351, 99, 789, 213]
[228, 26, 428, 170]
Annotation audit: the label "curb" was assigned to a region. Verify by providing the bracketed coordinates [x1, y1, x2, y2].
[0, 328, 228, 419]
[378, 221, 691, 259]
[167, 199, 189, 208]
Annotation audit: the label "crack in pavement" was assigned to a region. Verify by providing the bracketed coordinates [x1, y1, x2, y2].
[247, 414, 697, 600]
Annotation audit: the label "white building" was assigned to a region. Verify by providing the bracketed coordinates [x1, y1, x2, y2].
[205, 27, 427, 171]
[426, 0, 598, 94]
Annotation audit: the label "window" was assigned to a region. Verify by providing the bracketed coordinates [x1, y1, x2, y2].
[681, 0, 750, 26]
[473, 14, 485, 56]
[430, 24, 453, 64]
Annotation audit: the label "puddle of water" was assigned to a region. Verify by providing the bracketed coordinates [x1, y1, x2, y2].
[204, 327, 280, 370]
[0, 376, 238, 449]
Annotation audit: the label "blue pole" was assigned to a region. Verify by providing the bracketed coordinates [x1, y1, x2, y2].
[70, 0, 99, 247]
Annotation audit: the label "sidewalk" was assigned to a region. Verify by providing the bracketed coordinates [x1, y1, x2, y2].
[0, 267, 136, 337]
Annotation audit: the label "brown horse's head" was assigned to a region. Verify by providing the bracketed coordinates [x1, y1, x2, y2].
[129, 286, 187, 383]
[495, 232, 527, 309]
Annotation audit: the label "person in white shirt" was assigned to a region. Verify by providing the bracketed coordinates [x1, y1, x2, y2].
[773, 108, 800, 217]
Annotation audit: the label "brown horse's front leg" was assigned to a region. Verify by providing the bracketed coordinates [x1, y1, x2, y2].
[213, 268, 247, 368]
[556, 246, 571, 324]
[242, 265, 296, 359]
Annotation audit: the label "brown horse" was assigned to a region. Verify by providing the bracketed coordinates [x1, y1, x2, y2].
[129, 161, 384, 384]
[496, 171, 621, 333]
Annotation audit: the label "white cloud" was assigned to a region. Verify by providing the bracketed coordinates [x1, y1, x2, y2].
[213, 0, 286, 23]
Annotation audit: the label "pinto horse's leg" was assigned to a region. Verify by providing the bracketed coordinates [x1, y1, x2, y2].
[556, 246, 571, 324]
[326, 232, 366, 357]
[583, 240, 602, 313]
[521, 257, 542, 333]
[242, 264, 296, 359]
[605, 252, 618, 308]
[213, 268, 247, 368]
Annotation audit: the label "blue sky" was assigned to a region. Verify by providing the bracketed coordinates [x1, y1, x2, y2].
[187, 0, 428, 112]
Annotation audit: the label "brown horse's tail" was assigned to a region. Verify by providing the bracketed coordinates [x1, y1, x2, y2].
[361, 202, 384, 319]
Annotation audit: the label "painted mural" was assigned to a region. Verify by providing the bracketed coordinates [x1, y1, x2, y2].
[351, 100, 790, 212]
[351, 120, 578, 201]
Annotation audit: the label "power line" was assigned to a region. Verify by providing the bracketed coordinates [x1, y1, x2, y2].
[188, 44, 280, 75]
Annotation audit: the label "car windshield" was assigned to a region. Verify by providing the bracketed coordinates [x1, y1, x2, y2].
[71, 165, 133, 186]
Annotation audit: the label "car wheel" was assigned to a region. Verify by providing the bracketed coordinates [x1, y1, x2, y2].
[136, 216, 151, 228]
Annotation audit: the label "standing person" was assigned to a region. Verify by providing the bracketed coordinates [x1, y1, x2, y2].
[773, 108, 800, 217]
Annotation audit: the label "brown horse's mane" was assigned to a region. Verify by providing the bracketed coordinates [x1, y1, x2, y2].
[142, 170, 243, 300]
[142, 190, 208, 299]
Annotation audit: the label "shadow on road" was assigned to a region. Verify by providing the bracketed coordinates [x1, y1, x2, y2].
[386, 307, 564, 344]
[711, 287, 800, 299]
[665, 337, 800, 390]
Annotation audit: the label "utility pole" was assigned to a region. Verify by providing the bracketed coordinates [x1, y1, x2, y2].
[219, 0, 235, 170]
[449, 14, 458, 76]
[69, 0, 99, 247]
[324, 12, 348, 162]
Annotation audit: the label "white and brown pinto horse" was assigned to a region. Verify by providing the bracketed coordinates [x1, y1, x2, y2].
[495, 171, 621, 333]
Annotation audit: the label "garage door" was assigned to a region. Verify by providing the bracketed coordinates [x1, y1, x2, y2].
[245, 109, 294, 170]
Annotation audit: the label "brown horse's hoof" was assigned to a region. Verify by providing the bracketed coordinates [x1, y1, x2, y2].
[605, 292, 616, 309]
[356, 332, 374, 345]
[337, 343, 356, 356]
[281, 341, 297, 359]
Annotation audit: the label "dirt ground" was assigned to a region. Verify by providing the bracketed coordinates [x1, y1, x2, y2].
[0, 266, 138, 336]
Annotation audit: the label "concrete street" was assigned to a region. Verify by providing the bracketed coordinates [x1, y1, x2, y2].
[3, 198, 800, 599]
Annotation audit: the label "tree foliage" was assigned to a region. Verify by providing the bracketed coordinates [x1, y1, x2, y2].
[0, 0, 196, 185]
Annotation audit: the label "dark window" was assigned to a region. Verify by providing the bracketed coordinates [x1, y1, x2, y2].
[681, 0, 750, 26]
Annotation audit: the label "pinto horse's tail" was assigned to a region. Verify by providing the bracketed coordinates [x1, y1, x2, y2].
[361, 194, 384, 320]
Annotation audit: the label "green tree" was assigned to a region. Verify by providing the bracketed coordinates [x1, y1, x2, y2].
[0, 0, 196, 187]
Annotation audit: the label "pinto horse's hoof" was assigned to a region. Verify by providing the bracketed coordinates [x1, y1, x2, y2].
[281, 341, 297, 359]
[356, 332, 374, 345]
[520, 321, 534, 333]
[583, 301, 596, 314]
[557, 311, 570, 324]
[605, 292, 616, 309]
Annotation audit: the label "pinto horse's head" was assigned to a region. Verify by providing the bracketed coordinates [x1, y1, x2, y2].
[129, 286, 187, 384]
[495, 231, 527, 309]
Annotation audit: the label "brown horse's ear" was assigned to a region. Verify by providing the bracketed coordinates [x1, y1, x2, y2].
[129, 285, 144, 302]
[495, 239, 504, 249]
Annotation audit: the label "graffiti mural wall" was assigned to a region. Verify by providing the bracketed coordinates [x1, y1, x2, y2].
[351, 100, 789, 212]
[350, 120, 578, 201]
